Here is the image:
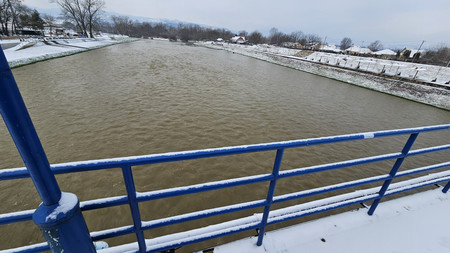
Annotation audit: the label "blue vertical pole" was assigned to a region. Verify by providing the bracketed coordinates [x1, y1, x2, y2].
[122, 166, 146, 252]
[0, 49, 95, 252]
[443, 181, 450, 193]
[368, 133, 419, 215]
[257, 148, 284, 246]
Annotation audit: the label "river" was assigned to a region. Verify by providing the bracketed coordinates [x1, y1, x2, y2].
[1, 39, 449, 251]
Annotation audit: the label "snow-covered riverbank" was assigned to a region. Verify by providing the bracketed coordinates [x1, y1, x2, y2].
[198, 42, 450, 110]
[2, 35, 137, 68]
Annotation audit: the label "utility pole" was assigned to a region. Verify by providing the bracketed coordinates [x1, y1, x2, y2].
[412, 40, 425, 63]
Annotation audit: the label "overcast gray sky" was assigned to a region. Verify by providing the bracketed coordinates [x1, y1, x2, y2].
[26, 0, 450, 48]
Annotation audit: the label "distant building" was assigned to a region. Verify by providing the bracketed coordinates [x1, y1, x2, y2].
[231, 36, 246, 44]
[373, 49, 397, 59]
[345, 46, 372, 55]
[400, 48, 425, 58]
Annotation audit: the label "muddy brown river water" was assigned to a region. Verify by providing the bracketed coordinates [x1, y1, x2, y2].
[1, 39, 449, 251]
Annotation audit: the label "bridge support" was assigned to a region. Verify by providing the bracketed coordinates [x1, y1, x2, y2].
[0, 49, 95, 252]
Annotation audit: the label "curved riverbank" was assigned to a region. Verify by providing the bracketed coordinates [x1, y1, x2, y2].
[198, 42, 450, 111]
[3, 36, 138, 68]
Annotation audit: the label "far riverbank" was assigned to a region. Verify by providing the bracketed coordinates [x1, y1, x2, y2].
[198, 42, 450, 111]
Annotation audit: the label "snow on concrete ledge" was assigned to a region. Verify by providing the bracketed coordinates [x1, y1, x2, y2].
[3, 35, 137, 68]
[213, 188, 450, 253]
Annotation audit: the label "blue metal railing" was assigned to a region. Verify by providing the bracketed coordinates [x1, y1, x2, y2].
[1, 48, 450, 252]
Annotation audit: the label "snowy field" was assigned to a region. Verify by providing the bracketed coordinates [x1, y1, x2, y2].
[2, 35, 135, 68]
[213, 188, 450, 253]
[199, 42, 450, 110]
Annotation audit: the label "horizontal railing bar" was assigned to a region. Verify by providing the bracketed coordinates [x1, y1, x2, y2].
[273, 174, 390, 204]
[147, 223, 261, 253]
[271, 175, 449, 226]
[275, 161, 450, 204]
[396, 162, 450, 178]
[0, 167, 29, 181]
[0, 196, 130, 225]
[384, 177, 450, 197]
[0, 242, 49, 253]
[146, 171, 450, 252]
[1, 125, 448, 181]
[136, 174, 273, 202]
[0, 209, 34, 226]
[407, 144, 450, 156]
[90, 225, 135, 241]
[268, 194, 379, 226]
[141, 215, 262, 252]
[141, 199, 267, 231]
[279, 152, 402, 179]
[386, 170, 450, 194]
[267, 171, 450, 226]
[3, 162, 448, 225]
[80, 196, 129, 211]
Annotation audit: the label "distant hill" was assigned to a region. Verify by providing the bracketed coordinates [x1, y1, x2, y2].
[35, 7, 206, 28]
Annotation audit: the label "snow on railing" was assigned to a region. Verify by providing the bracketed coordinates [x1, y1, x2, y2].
[1, 124, 449, 252]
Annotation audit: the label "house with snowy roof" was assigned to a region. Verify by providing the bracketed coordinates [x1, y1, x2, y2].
[373, 49, 397, 59]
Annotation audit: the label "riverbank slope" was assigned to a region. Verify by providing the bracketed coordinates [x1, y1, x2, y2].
[2, 35, 137, 68]
[198, 42, 450, 111]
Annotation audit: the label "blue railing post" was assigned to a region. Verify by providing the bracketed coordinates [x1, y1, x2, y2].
[0, 49, 95, 252]
[443, 182, 450, 193]
[122, 166, 146, 252]
[368, 133, 419, 215]
[257, 148, 284, 246]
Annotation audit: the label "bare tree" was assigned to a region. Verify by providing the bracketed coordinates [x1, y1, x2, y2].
[53, 0, 87, 36]
[340, 37, 352, 50]
[83, 0, 104, 38]
[111, 15, 132, 36]
[53, 0, 104, 37]
[248, 30, 264, 44]
[269, 27, 282, 45]
[290, 31, 304, 43]
[368, 40, 383, 51]
[238, 30, 247, 37]
[42, 14, 55, 35]
[0, 0, 12, 35]
[0, 0, 25, 35]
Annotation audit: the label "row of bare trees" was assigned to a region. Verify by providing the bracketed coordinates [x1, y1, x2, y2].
[100, 16, 235, 42]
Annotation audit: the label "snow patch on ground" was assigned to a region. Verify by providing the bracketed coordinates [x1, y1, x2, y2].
[213, 188, 450, 253]
[3, 35, 136, 68]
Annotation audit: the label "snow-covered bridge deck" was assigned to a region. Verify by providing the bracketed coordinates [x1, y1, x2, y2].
[213, 188, 450, 253]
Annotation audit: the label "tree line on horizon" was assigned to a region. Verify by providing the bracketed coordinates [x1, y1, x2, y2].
[0, 0, 448, 66]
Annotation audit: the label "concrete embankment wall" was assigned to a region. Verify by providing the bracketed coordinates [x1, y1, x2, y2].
[201, 43, 450, 111]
